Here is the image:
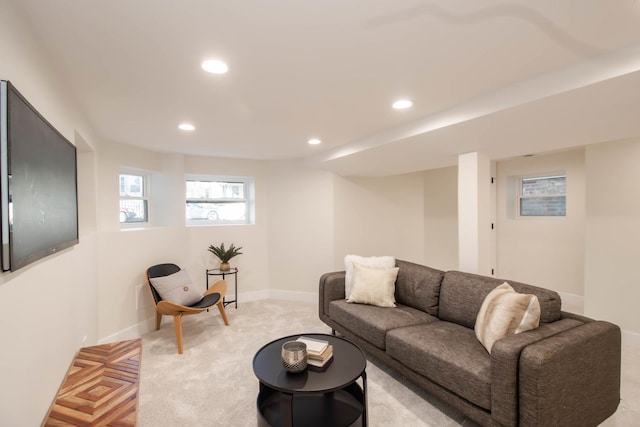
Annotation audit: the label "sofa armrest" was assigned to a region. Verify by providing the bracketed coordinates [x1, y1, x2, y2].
[518, 320, 621, 427]
[319, 271, 345, 321]
[490, 319, 583, 427]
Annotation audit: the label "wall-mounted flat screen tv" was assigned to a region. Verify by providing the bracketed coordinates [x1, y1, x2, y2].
[0, 80, 78, 272]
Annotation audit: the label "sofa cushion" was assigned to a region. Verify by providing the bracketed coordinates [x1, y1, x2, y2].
[344, 255, 396, 299]
[475, 282, 541, 353]
[395, 260, 444, 316]
[439, 271, 561, 329]
[387, 321, 492, 410]
[328, 300, 437, 350]
[347, 263, 399, 307]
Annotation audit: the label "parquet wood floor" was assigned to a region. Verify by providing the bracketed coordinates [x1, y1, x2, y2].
[43, 339, 142, 427]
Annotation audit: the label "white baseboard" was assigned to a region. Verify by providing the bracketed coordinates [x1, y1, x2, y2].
[239, 289, 315, 303]
[99, 290, 317, 344]
[266, 290, 316, 303]
[103, 289, 640, 349]
[99, 317, 156, 344]
[558, 291, 585, 315]
[556, 292, 640, 348]
[623, 330, 640, 348]
[236, 290, 269, 302]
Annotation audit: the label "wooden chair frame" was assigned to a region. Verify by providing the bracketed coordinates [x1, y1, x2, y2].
[146, 264, 230, 354]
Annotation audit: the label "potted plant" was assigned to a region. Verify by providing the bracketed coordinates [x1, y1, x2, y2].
[208, 242, 243, 271]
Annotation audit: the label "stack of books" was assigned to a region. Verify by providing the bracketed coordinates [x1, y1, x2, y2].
[297, 336, 333, 368]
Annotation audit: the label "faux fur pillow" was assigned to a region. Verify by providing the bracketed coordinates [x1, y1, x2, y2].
[347, 263, 399, 308]
[149, 269, 203, 306]
[475, 282, 541, 353]
[344, 255, 396, 299]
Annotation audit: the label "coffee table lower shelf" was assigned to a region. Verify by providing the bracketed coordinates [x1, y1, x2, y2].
[257, 382, 364, 427]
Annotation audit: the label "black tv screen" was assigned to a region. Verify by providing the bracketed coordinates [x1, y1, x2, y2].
[0, 80, 78, 271]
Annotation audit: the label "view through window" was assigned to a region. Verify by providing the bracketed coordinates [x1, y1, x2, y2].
[186, 176, 251, 224]
[519, 175, 566, 216]
[119, 172, 148, 223]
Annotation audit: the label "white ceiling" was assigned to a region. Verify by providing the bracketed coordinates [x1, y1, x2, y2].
[11, 0, 640, 176]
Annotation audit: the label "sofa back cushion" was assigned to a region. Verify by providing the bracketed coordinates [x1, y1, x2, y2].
[395, 260, 445, 317]
[439, 270, 561, 329]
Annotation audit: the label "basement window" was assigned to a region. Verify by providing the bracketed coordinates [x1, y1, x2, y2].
[519, 175, 566, 217]
[119, 171, 149, 224]
[185, 175, 254, 225]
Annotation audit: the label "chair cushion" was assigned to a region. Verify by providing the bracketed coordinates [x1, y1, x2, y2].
[149, 269, 202, 306]
[190, 292, 220, 309]
[387, 321, 492, 410]
[347, 263, 399, 307]
[329, 300, 436, 350]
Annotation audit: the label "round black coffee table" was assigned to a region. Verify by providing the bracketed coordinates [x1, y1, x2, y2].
[253, 333, 368, 427]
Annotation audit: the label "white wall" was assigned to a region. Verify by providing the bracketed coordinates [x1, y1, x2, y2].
[458, 152, 492, 275]
[184, 155, 270, 297]
[3, 1, 639, 424]
[94, 140, 175, 340]
[423, 166, 458, 271]
[333, 173, 425, 267]
[496, 149, 586, 297]
[97, 227, 189, 340]
[95, 139, 165, 232]
[585, 139, 640, 336]
[267, 160, 335, 295]
[0, 2, 101, 426]
[95, 149, 273, 341]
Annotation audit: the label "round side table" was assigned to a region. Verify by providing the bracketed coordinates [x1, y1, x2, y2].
[206, 267, 238, 308]
[253, 333, 368, 427]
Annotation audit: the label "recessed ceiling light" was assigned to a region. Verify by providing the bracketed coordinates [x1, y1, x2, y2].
[201, 59, 229, 74]
[178, 123, 195, 131]
[392, 99, 413, 109]
[308, 138, 321, 145]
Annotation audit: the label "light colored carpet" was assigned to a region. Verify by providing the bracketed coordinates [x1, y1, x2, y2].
[138, 299, 472, 427]
[138, 299, 639, 426]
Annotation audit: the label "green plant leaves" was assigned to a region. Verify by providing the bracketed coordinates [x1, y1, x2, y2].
[208, 242, 243, 262]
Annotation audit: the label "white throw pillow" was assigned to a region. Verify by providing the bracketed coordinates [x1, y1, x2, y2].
[475, 282, 541, 353]
[149, 269, 203, 306]
[344, 255, 396, 299]
[347, 263, 399, 308]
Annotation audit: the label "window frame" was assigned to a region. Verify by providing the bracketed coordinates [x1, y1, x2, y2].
[119, 168, 150, 227]
[518, 173, 567, 218]
[185, 174, 254, 226]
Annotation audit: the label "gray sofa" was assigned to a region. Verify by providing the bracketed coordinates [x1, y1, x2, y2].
[319, 259, 621, 427]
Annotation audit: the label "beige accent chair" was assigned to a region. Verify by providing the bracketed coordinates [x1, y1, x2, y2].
[146, 263, 229, 354]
